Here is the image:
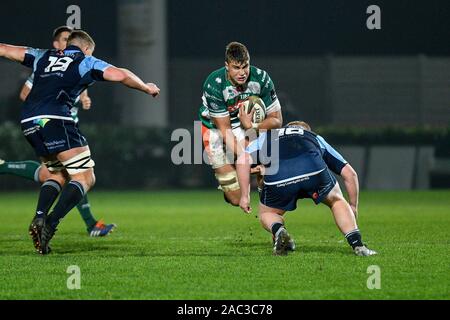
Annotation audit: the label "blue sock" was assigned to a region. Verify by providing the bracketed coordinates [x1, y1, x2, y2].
[35, 180, 62, 218]
[47, 181, 85, 229]
[271, 223, 284, 236]
[345, 229, 363, 249]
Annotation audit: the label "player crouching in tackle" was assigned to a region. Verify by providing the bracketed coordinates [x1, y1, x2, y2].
[0, 30, 160, 254]
[199, 42, 283, 206]
[236, 121, 377, 256]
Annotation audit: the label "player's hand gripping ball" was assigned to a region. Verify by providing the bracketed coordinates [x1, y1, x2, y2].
[241, 96, 266, 123]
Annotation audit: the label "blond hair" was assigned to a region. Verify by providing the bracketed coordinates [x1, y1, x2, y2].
[67, 30, 95, 50]
[287, 121, 311, 131]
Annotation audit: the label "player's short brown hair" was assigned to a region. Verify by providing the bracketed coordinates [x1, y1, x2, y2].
[67, 30, 96, 50]
[287, 121, 311, 131]
[225, 42, 250, 64]
[53, 26, 73, 41]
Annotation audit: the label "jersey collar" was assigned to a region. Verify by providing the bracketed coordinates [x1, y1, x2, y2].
[64, 45, 82, 54]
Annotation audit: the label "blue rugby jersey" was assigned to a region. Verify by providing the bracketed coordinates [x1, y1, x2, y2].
[20, 45, 111, 123]
[246, 127, 348, 184]
[24, 71, 83, 123]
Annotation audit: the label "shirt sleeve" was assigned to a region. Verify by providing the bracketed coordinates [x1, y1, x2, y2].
[79, 56, 112, 81]
[24, 73, 34, 89]
[202, 83, 228, 118]
[316, 135, 348, 175]
[259, 71, 281, 114]
[21, 48, 47, 69]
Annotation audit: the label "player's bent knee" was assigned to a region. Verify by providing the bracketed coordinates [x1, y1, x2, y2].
[215, 171, 240, 193]
[324, 190, 345, 207]
[87, 171, 96, 190]
[44, 159, 65, 173]
[72, 169, 95, 192]
[41, 162, 67, 185]
[224, 192, 240, 206]
[38, 166, 52, 182]
[91, 171, 96, 187]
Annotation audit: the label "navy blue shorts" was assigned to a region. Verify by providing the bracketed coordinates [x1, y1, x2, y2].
[260, 168, 337, 211]
[21, 118, 88, 157]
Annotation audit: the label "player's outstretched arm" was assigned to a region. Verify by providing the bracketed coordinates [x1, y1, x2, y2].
[340, 164, 359, 219]
[0, 44, 26, 63]
[236, 152, 253, 214]
[103, 66, 160, 97]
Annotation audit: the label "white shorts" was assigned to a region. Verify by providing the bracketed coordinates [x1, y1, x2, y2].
[201, 125, 246, 169]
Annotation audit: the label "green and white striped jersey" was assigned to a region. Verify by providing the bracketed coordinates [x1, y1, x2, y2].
[199, 66, 281, 129]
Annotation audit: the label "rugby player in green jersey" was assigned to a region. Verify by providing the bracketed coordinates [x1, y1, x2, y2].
[0, 26, 115, 237]
[199, 42, 283, 206]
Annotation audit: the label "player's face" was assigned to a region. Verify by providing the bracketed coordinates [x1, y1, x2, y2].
[226, 60, 250, 86]
[53, 31, 71, 50]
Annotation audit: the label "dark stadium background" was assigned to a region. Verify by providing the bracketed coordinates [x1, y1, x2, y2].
[0, 0, 449, 190]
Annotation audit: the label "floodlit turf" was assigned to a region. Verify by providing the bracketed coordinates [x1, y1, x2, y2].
[0, 190, 448, 300]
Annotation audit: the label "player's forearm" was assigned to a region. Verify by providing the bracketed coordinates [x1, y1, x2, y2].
[258, 112, 282, 130]
[341, 165, 359, 208]
[0, 44, 26, 62]
[120, 69, 150, 94]
[0, 44, 8, 58]
[236, 153, 252, 196]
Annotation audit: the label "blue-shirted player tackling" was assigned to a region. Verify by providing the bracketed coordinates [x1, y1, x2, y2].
[236, 121, 377, 256]
[0, 30, 160, 254]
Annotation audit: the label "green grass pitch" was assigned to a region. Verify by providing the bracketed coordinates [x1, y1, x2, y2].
[0, 190, 448, 299]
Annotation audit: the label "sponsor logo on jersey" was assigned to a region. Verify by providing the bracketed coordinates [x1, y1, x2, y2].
[22, 126, 40, 136]
[44, 140, 66, 150]
[210, 102, 221, 111]
[223, 87, 239, 101]
[33, 118, 51, 128]
[228, 98, 247, 113]
[204, 91, 222, 102]
[247, 81, 261, 95]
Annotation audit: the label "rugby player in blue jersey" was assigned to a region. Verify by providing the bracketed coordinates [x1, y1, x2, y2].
[0, 30, 160, 254]
[0, 26, 116, 238]
[236, 121, 377, 256]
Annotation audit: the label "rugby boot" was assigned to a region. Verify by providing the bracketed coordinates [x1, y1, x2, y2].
[39, 223, 57, 255]
[273, 228, 293, 256]
[88, 219, 116, 237]
[28, 216, 45, 252]
[354, 245, 377, 256]
[272, 234, 296, 252]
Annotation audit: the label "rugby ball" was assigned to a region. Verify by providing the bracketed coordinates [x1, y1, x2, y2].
[241, 96, 266, 123]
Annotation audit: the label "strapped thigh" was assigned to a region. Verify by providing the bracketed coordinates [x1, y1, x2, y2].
[61, 150, 95, 175]
[215, 170, 240, 192]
